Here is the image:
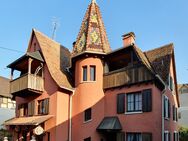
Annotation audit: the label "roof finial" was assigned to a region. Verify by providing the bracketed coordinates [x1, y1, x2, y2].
[92, 0, 96, 3]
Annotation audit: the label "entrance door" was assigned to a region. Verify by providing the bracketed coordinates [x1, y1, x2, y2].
[106, 133, 117, 141]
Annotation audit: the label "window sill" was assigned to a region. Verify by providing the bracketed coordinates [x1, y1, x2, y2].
[81, 81, 96, 84]
[125, 111, 143, 115]
[83, 119, 92, 124]
[164, 117, 170, 120]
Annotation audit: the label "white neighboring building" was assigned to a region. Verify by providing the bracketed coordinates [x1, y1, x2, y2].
[0, 76, 15, 128]
[178, 84, 188, 128]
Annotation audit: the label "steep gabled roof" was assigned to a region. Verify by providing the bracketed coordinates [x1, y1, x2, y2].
[30, 29, 73, 90]
[0, 76, 11, 98]
[145, 43, 173, 83]
[133, 45, 155, 74]
[72, 0, 111, 56]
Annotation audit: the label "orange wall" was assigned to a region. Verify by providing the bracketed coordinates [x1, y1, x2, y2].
[164, 57, 179, 136]
[72, 57, 105, 141]
[14, 35, 70, 141]
[105, 83, 162, 141]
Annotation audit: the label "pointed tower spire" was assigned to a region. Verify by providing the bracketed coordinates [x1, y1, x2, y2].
[92, 0, 96, 3]
[72, 1, 111, 56]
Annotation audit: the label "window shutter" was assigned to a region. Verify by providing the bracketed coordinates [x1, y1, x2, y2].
[170, 76, 173, 91]
[164, 97, 166, 118]
[168, 100, 171, 118]
[28, 101, 35, 116]
[173, 133, 175, 141]
[175, 108, 178, 121]
[19, 105, 24, 117]
[117, 94, 125, 114]
[173, 105, 175, 121]
[45, 99, 49, 114]
[169, 132, 171, 141]
[116, 132, 125, 141]
[142, 133, 152, 141]
[142, 89, 152, 112]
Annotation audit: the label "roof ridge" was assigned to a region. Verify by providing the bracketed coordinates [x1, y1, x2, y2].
[33, 28, 61, 46]
[33, 28, 70, 52]
[145, 43, 174, 53]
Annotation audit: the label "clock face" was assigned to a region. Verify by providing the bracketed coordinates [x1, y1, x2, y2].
[34, 126, 44, 135]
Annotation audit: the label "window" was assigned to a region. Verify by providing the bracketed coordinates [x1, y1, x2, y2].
[164, 96, 170, 119]
[169, 75, 174, 91]
[127, 133, 152, 141]
[18, 103, 28, 117]
[0, 96, 16, 109]
[127, 133, 141, 141]
[173, 105, 178, 121]
[173, 132, 179, 141]
[127, 92, 142, 112]
[164, 131, 170, 141]
[84, 108, 92, 122]
[117, 89, 152, 114]
[84, 137, 91, 141]
[181, 87, 188, 94]
[38, 99, 49, 115]
[83, 66, 87, 81]
[90, 66, 96, 81]
[0, 97, 7, 108]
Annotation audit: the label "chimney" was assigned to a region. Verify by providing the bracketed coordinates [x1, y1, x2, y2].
[122, 32, 136, 47]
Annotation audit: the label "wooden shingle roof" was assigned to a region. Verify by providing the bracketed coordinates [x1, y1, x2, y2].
[32, 29, 73, 90]
[0, 76, 11, 98]
[145, 43, 174, 83]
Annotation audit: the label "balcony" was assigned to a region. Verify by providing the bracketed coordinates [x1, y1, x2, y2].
[10, 73, 44, 96]
[103, 65, 153, 89]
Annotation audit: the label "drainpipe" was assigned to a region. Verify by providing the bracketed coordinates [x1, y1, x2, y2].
[162, 89, 165, 141]
[155, 74, 166, 141]
[60, 86, 75, 141]
[69, 89, 75, 141]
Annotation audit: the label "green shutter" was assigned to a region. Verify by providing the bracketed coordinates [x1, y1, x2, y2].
[170, 76, 174, 91]
[173, 105, 175, 121]
[45, 99, 49, 114]
[142, 133, 152, 141]
[168, 100, 171, 118]
[117, 94, 125, 114]
[117, 132, 125, 141]
[142, 89, 152, 112]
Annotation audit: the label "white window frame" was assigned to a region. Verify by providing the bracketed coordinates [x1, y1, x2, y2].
[164, 96, 170, 119]
[164, 131, 170, 141]
[174, 131, 179, 141]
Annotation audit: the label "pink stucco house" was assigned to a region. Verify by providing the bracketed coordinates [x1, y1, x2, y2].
[4, 1, 179, 141]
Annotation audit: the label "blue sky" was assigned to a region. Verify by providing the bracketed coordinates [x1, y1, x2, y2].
[0, 0, 187, 84]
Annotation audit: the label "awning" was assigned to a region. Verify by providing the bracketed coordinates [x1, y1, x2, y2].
[97, 117, 122, 132]
[4, 115, 53, 126]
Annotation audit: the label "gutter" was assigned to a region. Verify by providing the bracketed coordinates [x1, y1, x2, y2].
[161, 88, 165, 141]
[155, 74, 166, 88]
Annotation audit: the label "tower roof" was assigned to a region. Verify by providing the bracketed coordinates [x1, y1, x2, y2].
[72, 1, 111, 56]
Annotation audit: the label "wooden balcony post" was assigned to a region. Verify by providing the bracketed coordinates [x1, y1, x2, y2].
[10, 69, 14, 80]
[28, 58, 33, 74]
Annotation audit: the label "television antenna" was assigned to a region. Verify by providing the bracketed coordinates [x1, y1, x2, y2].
[51, 17, 60, 40]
